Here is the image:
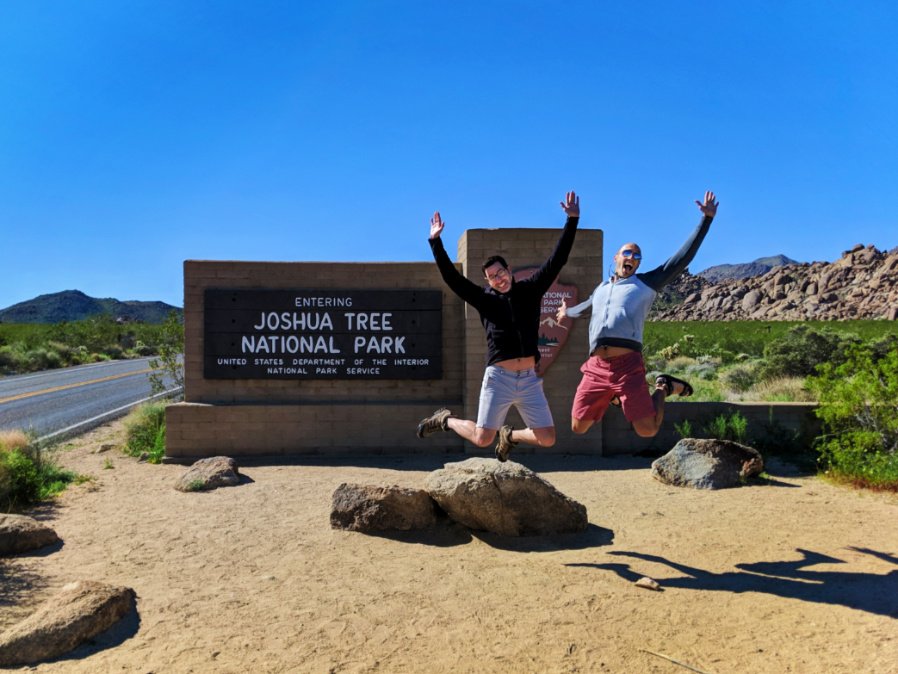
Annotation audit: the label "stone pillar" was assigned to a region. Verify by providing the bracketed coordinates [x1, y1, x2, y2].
[456, 227, 603, 454]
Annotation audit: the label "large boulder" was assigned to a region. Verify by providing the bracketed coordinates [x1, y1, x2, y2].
[174, 456, 240, 492]
[424, 458, 588, 536]
[0, 580, 136, 666]
[651, 438, 764, 490]
[330, 483, 439, 532]
[0, 514, 60, 556]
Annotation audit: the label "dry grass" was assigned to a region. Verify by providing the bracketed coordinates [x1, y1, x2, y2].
[0, 429, 29, 452]
[750, 376, 816, 402]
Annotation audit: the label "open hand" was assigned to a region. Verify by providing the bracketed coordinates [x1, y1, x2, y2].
[556, 299, 568, 322]
[429, 211, 445, 240]
[560, 191, 580, 218]
[696, 191, 719, 218]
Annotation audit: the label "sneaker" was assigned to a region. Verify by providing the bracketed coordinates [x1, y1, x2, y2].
[495, 425, 517, 462]
[416, 408, 451, 438]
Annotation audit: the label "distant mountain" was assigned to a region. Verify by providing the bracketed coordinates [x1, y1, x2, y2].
[0, 290, 182, 324]
[697, 254, 799, 283]
[651, 244, 898, 321]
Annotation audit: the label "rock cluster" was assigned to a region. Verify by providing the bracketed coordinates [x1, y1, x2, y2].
[652, 244, 898, 321]
[331, 458, 588, 537]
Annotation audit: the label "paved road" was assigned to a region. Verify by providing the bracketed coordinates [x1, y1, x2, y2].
[0, 358, 182, 441]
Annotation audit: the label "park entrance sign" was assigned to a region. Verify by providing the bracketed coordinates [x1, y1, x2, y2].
[204, 289, 441, 379]
[165, 225, 603, 460]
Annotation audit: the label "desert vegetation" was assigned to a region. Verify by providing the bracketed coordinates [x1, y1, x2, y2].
[0, 312, 183, 375]
[0, 431, 84, 511]
[642, 320, 895, 403]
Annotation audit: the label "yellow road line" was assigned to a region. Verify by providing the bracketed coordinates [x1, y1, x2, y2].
[0, 368, 154, 405]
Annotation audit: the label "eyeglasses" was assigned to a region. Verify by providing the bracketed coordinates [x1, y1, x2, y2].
[620, 250, 642, 260]
[485, 268, 510, 282]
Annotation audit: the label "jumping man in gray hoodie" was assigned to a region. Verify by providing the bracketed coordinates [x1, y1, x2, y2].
[557, 191, 719, 438]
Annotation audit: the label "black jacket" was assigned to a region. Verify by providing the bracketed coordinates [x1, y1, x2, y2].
[429, 216, 579, 366]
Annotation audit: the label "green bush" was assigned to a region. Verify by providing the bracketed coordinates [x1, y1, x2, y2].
[702, 411, 749, 443]
[808, 342, 898, 490]
[26, 346, 63, 371]
[674, 419, 694, 438]
[148, 311, 184, 396]
[720, 364, 758, 392]
[759, 325, 858, 380]
[673, 412, 749, 443]
[0, 439, 78, 512]
[123, 403, 168, 463]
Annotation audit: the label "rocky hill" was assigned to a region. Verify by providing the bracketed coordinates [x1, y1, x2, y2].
[0, 290, 181, 324]
[651, 244, 898, 321]
[698, 254, 798, 283]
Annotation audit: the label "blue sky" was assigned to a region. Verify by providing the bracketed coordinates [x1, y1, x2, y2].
[2, 1, 896, 310]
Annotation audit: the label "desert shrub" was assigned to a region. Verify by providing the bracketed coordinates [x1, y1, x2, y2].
[104, 344, 125, 360]
[808, 342, 898, 490]
[702, 411, 749, 443]
[148, 311, 184, 397]
[134, 341, 157, 357]
[683, 355, 720, 381]
[674, 419, 693, 438]
[0, 344, 28, 373]
[673, 411, 749, 442]
[123, 403, 168, 463]
[759, 325, 859, 380]
[748, 377, 815, 403]
[26, 346, 63, 371]
[0, 435, 78, 511]
[720, 363, 758, 392]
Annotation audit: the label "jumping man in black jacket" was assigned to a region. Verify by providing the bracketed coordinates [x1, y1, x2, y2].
[416, 191, 580, 461]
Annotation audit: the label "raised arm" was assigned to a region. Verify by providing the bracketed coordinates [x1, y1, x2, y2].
[428, 211, 485, 305]
[527, 190, 581, 292]
[641, 191, 719, 291]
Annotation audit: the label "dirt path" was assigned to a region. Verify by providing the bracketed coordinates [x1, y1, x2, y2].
[3, 420, 897, 673]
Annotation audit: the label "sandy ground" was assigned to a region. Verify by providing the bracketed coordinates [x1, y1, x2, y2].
[2, 420, 897, 674]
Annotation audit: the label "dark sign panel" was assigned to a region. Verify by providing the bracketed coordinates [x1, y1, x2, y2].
[204, 289, 442, 379]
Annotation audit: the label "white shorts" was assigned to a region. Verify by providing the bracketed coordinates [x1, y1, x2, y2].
[476, 365, 554, 431]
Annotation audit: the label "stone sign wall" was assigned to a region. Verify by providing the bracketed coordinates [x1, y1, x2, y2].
[165, 227, 603, 460]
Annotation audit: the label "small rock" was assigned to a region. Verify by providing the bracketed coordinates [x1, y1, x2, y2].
[331, 483, 439, 532]
[0, 514, 60, 556]
[174, 456, 240, 492]
[635, 577, 661, 591]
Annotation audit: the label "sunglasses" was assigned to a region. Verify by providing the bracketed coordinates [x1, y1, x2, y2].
[620, 250, 642, 260]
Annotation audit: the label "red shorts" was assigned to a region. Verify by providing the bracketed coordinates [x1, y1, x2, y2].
[571, 351, 655, 423]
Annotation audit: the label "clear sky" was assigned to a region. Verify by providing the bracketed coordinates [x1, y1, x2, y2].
[2, 1, 896, 310]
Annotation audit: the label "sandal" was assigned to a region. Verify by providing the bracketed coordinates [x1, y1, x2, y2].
[655, 374, 694, 398]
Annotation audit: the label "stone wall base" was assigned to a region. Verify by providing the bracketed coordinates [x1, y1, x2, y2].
[165, 401, 819, 461]
[164, 401, 466, 461]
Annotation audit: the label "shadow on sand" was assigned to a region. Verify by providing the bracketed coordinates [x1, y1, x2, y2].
[368, 522, 614, 552]
[568, 547, 898, 618]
